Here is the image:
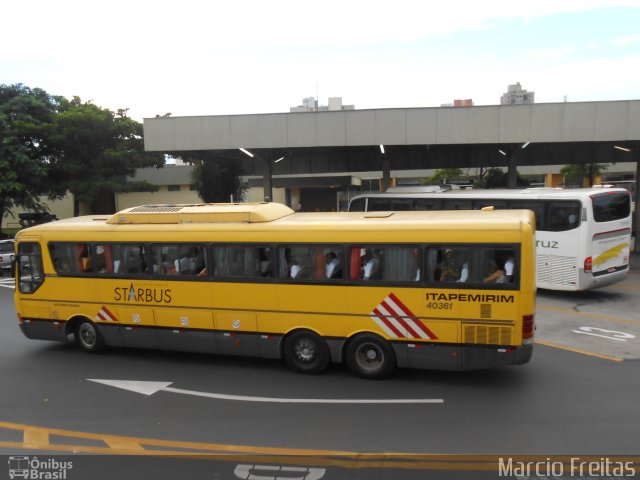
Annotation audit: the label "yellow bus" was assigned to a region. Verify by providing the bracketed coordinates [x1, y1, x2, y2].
[14, 203, 536, 379]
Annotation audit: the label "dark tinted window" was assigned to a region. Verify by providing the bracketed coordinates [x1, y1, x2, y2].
[368, 198, 392, 211]
[443, 200, 473, 210]
[592, 192, 631, 222]
[349, 198, 366, 212]
[508, 200, 545, 230]
[547, 201, 582, 231]
[390, 199, 413, 211]
[414, 199, 442, 210]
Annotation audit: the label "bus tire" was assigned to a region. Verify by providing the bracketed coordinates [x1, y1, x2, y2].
[283, 330, 330, 375]
[75, 319, 105, 353]
[346, 334, 395, 379]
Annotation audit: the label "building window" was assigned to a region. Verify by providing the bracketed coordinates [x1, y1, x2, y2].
[168, 185, 181, 192]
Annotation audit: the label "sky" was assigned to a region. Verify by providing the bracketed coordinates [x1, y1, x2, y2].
[2, 0, 640, 121]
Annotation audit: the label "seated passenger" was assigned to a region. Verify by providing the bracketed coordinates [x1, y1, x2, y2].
[484, 260, 505, 283]
[362, 250, 380, 280]
[325, 252, 342, 279]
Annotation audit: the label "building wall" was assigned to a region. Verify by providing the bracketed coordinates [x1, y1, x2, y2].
[2, 194, 74, 230]
[246, 187, 286, 204]
[116, 185, 201, 210]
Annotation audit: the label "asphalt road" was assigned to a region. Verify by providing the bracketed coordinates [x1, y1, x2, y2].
[0, 271, 639, 478]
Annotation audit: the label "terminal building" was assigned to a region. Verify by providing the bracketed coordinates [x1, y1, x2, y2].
[142, 99, 640, 213]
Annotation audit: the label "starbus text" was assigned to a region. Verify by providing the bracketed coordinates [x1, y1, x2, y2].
[114, 284, 172, 304]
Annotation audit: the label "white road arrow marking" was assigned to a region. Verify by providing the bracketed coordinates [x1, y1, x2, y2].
[87, 379, 444, 404]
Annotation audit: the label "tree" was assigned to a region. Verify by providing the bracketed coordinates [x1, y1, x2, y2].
[174, 151, 246, 203]
[47, 98, 165, 215]
[560, 163, 608, 187]
[0, 84, 66, 234]
[473, 167, 530, 189]
[422, 168, 463, 185]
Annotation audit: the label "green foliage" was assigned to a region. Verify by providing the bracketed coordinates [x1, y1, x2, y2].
[473, 167, 530, 189]
[0, 84, 65, 224]
[422, 168, 463, 185]
[46, 99, 164, 214]
[560, 163, 608, 187]
[177, 151, 246, 203]
[1, 84, 165, 222]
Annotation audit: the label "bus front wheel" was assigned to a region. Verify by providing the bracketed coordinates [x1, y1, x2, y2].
[75, 320, 105, 353]
[346, 334, 395, 379]
[283, 330, 330, 374]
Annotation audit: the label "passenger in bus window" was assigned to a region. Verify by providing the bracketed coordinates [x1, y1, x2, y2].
[438, 249, 459, 282]
[484, 260, 506, 283]
[325, 251, 342, 279]
[504, 256, 515, 282]
[258, 248, 272, 277]
[362, 249, 380, 280]
[457, 252, 469, 283]
[55, 257, 71, 273]
[290, 261, 302, 279]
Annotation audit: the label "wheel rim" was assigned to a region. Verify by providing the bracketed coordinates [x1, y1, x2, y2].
[294, 337, 318, 363]
[354, 342, 385, 374]
[78, 323, 97, 349]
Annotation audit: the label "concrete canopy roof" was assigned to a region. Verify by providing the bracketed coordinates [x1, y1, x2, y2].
[142, 101, 640, 178]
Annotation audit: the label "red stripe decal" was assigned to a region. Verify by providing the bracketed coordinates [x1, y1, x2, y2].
[372, 307, 404, 337]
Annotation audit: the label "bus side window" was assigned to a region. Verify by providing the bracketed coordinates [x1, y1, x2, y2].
[349, 246, 419, 282]
[92, 244, 113, 273]
[508, 200, 544, 230]
[50, 243, 75, 274]
[482, 248, 516, 284]
[349, 198, 366, 212]
[427, 247, 470, 283]
[548, 202, 581, 231]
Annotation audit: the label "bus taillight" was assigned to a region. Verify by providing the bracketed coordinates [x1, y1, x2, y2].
[584, 256, 593, 272]
[522, 314, 535, 343]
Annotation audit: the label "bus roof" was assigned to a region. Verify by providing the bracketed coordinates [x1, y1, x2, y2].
[16, 203, 535, 239]
[351, 186, 629, 201]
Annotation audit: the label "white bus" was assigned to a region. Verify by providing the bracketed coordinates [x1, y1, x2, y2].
[349, 187, 632, 291]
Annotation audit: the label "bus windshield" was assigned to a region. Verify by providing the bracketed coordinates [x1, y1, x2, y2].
[591, 191, 631, 222]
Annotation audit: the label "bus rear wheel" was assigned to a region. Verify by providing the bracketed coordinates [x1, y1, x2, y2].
[75, 320, 105, 353]
[283, 330, 330, 374]
[346, 334, 395, 379]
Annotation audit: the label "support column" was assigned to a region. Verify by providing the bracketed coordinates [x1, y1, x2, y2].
[262, 157, 273, 202]
[381, 153, 390, 192]
[507, 146, 517, 188]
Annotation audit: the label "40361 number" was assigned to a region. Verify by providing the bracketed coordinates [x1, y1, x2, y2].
[426, 302, 453, 310]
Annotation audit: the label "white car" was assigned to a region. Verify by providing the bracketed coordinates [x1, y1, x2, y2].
[0, 239, 15, 276]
